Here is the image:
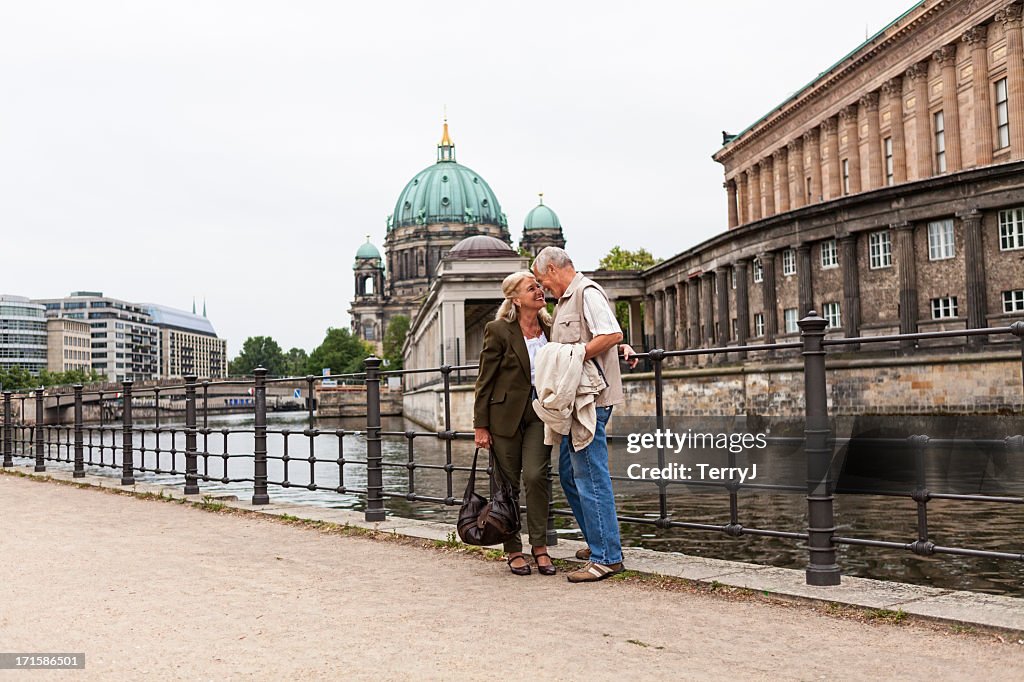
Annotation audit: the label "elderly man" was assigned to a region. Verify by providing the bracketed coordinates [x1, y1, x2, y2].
[531, 246, 629, 583]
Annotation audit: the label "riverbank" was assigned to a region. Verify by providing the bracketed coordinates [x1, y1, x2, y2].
[2, 466, 1023, 680]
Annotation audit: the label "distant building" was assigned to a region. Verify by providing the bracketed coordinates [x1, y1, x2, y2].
[0, 295, 48, 375]
[146, 303, 227, 379]
[35, 292, 161, 382]
[519, 193, 567, 257]
[46, 317, 92, 373]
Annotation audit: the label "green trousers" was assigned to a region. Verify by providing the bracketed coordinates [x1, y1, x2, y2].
[490, 403, 551, 553]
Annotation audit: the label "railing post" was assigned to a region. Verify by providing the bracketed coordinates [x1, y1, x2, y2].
[73, 385, 84, 478]
[252, 368, 269, 505]
[34, 388, 45, 472]
[184, 375, 199, 495]
[799, 310, 840, 586]
[121, 381, 135, 485]
[2, 392, 12, 467]
[364, 356, 386, 522]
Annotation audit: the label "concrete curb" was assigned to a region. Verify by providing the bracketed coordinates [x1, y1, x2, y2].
[5, 463, 1024, 637]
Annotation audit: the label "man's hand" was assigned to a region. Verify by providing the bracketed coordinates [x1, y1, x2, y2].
[474, 427, 493, 449]
[619, 343, 639, 369]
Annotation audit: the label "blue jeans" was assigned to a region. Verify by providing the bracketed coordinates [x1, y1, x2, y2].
[559, 406, 623, 565]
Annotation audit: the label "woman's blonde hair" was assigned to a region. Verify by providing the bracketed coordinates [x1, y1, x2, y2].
[495, 271, 553, 324]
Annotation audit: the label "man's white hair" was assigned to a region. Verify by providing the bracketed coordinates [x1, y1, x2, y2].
[533, 246, 574, 273]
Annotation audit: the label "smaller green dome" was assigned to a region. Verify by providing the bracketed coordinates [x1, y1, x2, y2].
[524, 195, 561, 230]
[356, 237, 381, 260]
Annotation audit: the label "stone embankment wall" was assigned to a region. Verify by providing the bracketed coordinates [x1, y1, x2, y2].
[403, 351, 1023, 431]
[317, 387, 402, 418]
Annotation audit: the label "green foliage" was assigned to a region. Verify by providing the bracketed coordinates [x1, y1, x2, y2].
[229, 336, 286, 376]
[598, 246, 660, 271]
[306, 327, 373, 377]
[283, 347, 309, 377]
[0, 367, 104, 392]
[382, 315, 410, 370]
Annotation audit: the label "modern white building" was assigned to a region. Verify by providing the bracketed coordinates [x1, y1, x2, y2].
[0, 295, 48, 374]
[46, 317, 93, 373]
[145, 303, 228, 379]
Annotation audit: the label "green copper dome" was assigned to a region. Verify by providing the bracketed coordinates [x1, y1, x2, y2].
[389, 123, 507, 230]
[524, 195, 561, 230]
[355, 237, 381, 260]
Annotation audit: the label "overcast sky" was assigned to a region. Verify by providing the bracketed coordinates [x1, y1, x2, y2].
[1, 0, 906, 354]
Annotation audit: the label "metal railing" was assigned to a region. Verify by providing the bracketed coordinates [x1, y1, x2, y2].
[2, 312, 1023, 587]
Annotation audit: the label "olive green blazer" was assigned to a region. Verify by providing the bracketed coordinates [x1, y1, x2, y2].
[473, 318, 551, 438]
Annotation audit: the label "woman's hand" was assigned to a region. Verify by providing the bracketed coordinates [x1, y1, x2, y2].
[620, 343, 639, 369]
[474, 427, 493, 449]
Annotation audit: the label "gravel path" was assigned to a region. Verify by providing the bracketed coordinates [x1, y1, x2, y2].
[0, 474, 1020, 680]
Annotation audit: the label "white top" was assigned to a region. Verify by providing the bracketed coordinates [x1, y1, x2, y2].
[524, 331, 548, 385]
[582, 287, 622, 336]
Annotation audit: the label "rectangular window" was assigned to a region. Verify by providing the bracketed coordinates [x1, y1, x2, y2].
[782, 249, 796, 276]
[868, 231, 892, 269]
[823, 302, 842, 329]
[842, 159, 850, 195]
[731, 268, 737, 289]
[753, 257, 763, 283]
[996, 78, 1009, 150]
[754, 313, 765, 337]
[931, 296, 958, 319]
[934, 111, 946, 173]
[884, 137, 894, 185]
[927, 219, 955, 260]
[1003, 290, 1024, 313]
[820, 239, 838, 268]
[731, 318, 738, 339]
[784, 308, 799, 334]
[806, 177, 813, 201]
[999, 208, 1024, 250]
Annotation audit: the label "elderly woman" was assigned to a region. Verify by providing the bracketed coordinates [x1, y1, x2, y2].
[473, 271, 556, 576]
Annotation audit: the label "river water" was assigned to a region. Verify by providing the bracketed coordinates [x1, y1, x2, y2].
[28, 411, 1024, 597]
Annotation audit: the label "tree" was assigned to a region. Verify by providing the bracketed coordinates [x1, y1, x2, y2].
[598, 246, 662, 334]
[382, 315, 410, 370]
[229, 336, 287, 376]
[283, 347, 309, 377]
[306, 328, 374, 377]
[0, 367, 105, 392]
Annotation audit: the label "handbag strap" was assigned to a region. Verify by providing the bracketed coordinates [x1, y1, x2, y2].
[467, 447, 482, 494]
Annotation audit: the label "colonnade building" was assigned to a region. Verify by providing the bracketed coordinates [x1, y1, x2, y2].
[641, 0, 1024, 356]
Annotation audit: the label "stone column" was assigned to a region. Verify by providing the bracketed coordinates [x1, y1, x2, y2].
[822, 117, 841, 199]
[805, 128, 822, 203]
[674, 281, 687, 349]
[998, 4, 1024, 159]
[862, 91, 883, 188]
[664, 286, 676, 349]
[796, 243, 813, 318]
[654, 290, 666, 349]
[686, 278, 700, 350]
[958, 209, 989, 338]
[962, 27, 993, 166]
[734, 259, 750, 357]
[907, 61, 933, 178]
[933, 44, 963, 172]
[840, 103, 862, 193]
[893, 222, 919, 345]
[761, 157, 775, 217]
[736, 173, 748, 225]
[760, 251, 779, 344]
[839, 235, 861, 343]
[882, 76, 908, 183]
[788, 138, 805, 208]
[702, 272, 716, 346]
[627, 299, 644, 348]
[725, 179, 739, 228]
[716, 268, 730, 345]
[774, 148, 791, 213]
[748, 165, 762, 222]
[645, 293, 656, 349]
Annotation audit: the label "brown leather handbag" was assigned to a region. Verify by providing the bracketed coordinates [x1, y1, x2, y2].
[457, 448, 521, 546]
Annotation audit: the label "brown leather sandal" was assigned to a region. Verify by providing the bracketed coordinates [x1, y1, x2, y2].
[507, 553, 531, 576]
[532, 550, 557, 576]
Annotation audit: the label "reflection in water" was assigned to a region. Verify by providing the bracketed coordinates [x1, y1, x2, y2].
[37, 412, 1024, 597]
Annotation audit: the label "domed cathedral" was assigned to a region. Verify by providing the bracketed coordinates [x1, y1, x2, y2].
[349, 121, 514, 352]
[519, 193, 567, 257]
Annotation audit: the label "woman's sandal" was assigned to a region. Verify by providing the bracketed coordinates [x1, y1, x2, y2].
[531, 550, 557, 576]
[507, 553, 531, 576]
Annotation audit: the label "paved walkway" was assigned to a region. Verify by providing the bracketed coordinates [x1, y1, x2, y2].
[0, 471, 1022, 680]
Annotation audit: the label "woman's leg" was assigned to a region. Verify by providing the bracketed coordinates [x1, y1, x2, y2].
[489, 428, 524, 556]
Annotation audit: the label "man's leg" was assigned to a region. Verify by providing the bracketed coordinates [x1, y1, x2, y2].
[567, 406, 622, 566]
[559, 436, 589, 544]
